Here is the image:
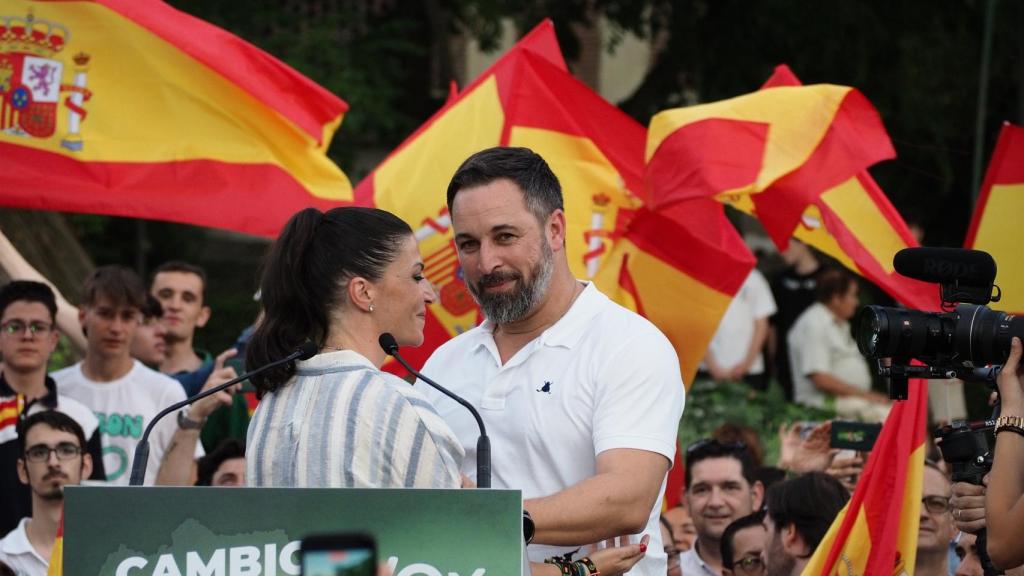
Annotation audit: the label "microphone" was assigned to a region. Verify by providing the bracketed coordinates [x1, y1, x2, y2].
[893, 248, 998, 305]
[378, 333, 491, 489]
[128, 341, 318, 486]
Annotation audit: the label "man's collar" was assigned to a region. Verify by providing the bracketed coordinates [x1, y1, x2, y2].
[0, 372, 57, 409]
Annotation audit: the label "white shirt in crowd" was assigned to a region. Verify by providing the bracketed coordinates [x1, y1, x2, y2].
[52, 360, 201, 486]
[787, 301, 872, 408]
[422, 283, 685, 576]
[705, 269, 777, 375]
[0, 518, 48, 576]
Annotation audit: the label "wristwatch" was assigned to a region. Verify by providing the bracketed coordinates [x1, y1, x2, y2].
[177, 407, 204, 430]
[522, 510, 535, 544]
[995, 415, 1024, 432]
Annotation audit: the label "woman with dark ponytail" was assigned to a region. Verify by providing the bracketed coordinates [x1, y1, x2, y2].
[245, 207, 462, 488]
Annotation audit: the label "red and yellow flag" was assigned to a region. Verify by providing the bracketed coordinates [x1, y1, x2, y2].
[47, 510, 63, 575]
[801, 381, 929, 575]
[965, 122, 1024, 313]
[358, 20, 750, 386]
[0, 0, 350, 237]
[760, 65, 939, 311]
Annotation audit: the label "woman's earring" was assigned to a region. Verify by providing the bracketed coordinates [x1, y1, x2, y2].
[368, 303, 375, 313]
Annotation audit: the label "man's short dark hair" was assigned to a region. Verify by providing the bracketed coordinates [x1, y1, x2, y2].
[0, 280, 57, 323]
[17, 410, 87, 456]
[684, 438, 756, 489]
[152, 261, 208, 299]
[195, 439, 245, 486]
[141, 294, 164, 321]
[766, 472, 849, 552]
[816, 268, 855, 304]
[721, 510, 765, 569]
[82, 265, 146, 310]
[446, 147, 564, 225]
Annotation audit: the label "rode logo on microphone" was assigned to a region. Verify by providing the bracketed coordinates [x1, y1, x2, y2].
[922, 258, 980, 280]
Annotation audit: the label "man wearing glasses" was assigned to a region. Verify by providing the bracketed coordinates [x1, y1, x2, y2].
[0, 410, 92, 576]
[681, 439, 764, 576]
[0, 281, 104, 537]
[721, 512, 767, 576]
[916, 461, 957, 576]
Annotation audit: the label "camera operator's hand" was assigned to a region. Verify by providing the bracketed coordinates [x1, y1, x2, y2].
[996, 337, 1024, 413]
[951, 479, 988, 535]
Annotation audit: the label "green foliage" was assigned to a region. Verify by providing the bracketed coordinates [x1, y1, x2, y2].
[679, 378, 835, 466]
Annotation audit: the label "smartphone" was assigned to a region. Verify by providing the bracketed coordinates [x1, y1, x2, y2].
[300, 533, 376, 576]
[830, 420, 882, 452]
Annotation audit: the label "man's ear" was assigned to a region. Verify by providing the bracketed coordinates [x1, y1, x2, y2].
[546, 209, 567, 252]
[81, 452, 93, 480]
[781, 523, 807, 557]
[196, 305, 211, 329]
[752, 480, 765, 511]
[16, 458, 28, 485]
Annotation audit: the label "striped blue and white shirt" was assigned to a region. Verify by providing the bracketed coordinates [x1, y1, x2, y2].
[247, 350, 463, 489]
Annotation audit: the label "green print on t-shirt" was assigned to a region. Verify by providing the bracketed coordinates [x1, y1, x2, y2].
[97, 412, 144, 438]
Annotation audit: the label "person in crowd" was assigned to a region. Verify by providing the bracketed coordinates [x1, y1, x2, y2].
[0, 281, 104, 536]
[662, 505, 698, 552]
[721, 512, 766, 576]
[150, 261, 214, 397]
[787, 268, 890, 422]
[680, 439, 764, 576]
[776, 421, 864, 493]
[703, 269, 776, 390]
[0, 411, 92, 576]
[0, 231, 86, 355]
[916, 461, 957, 576]
[129, 295, 168, 368]
[762, 472, 849, 576]
[660, 516, 682, 576]
[195, 438, 245, 486]
[421, 147, 684, 575]
[245, 205, 647, 576]
[985, 336, 1024, 570]
[768, 240, 821, 401]
[53, 266, 230, 486]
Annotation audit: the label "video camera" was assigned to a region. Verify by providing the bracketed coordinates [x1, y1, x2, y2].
[854, 247, 1023, 400]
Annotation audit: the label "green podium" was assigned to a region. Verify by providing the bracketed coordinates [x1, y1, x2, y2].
[63, 487, 523, 575]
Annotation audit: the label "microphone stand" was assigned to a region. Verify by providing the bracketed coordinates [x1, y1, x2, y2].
[381, 337, 491, 489]
[128, 343, 315, 486]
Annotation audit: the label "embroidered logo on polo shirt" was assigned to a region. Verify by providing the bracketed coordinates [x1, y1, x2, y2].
[536, 381, 552, 394]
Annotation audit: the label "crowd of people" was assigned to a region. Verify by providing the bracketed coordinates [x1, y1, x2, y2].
[0, 146, 1022, 576]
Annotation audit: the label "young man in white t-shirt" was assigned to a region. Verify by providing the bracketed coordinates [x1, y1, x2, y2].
[702, 269, 777, 390]
[53, 266, 233, 486]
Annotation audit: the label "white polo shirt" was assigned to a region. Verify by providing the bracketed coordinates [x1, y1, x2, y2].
[705, 269, 777, 374]
[788, 302, 872, 408]
[421, 282, 685, 575]
[0, 518, 48, 576]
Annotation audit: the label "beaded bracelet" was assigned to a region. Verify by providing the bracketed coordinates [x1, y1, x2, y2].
[995, 424, 1024, 439]
[578, 557, 601, 576]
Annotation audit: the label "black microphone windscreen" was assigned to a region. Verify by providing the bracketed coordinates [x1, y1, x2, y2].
[378, 333, 399, 355]
[295, 341, 318, 360]
[893, 248, 996, 285]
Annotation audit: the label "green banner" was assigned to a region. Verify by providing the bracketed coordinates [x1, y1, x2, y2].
[64, 487, 522, 576]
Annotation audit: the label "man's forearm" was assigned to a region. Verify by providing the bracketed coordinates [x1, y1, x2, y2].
[525, 470, 661, 546]
[155, 427, 200, 486]
[809, 372, 870, 398]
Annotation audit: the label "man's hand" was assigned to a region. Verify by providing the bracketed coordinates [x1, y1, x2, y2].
[788, 421, 836, 473]
[190, 349, 240, 422]
[952, 480, 988, 534]
[997, 337, 1024, 413]
[825, 453, 864, 493]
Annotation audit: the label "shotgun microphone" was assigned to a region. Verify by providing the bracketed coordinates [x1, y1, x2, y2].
[378, 333, 491, 489]
[128, 341, 318, 486]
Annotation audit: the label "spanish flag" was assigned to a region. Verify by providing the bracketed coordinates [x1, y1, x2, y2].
[47, 511, 63, 575]
[800, 380, 929, 575]
[0, 0, 350, 237]
[965, 122, 1024, 313]
[761, 65, 939, 311]
[358, 20, 751, 386]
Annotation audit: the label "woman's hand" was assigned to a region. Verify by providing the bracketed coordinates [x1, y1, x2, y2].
[588, 534, 650, 576]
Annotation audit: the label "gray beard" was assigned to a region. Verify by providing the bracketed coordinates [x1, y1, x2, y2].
[470, 242, 554, 325]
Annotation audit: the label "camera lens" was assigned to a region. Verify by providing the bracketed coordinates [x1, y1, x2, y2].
[854, 305, 956, 361]
[954, 304, 1024, 366]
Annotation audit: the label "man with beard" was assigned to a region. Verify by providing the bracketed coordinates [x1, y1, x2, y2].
[422, 147, 685, 574]
[680, 440, 764, 576]
[0, 411, 92, 575]
[762, 472, 848, 576]
[916, 461, 957, 576]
